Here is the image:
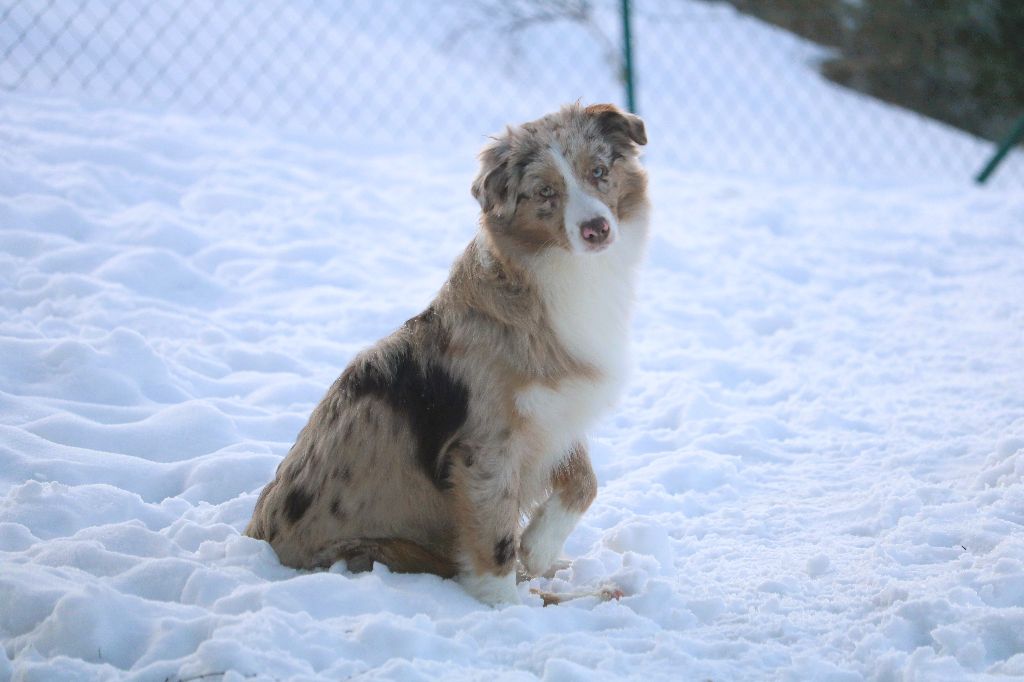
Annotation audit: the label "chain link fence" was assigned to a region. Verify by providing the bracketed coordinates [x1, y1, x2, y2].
[2, 0, 1021, 184]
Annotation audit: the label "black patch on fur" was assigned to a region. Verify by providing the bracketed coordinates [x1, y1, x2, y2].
[399, 360, 468, 488]
[266, 521, 278, 543]
[283, 488, 312, 524]
[494, 534, 515, 568]
[342, 340, 469, 490]
[341, 466, 353, 483]
[329, 497, 344, 518]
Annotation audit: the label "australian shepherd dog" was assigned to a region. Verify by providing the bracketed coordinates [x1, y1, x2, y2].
[245, 103, 649, 605]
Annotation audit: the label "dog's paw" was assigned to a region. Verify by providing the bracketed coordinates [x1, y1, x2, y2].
[519, 532, 562, 578]
[459, 571, 520, 607]
[520, 504, 579, 577]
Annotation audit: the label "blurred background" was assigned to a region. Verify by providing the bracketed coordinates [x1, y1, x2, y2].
[2, 0, 1022, 185]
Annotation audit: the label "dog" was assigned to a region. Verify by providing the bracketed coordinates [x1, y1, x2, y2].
[245, 103, 649, 606]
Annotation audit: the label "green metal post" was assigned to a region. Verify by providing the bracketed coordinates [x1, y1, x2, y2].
[975, 114, 1024, 184]
[621, 0, 637, 113]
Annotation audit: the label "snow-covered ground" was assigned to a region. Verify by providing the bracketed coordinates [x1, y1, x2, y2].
[2, 4, 1024, 681]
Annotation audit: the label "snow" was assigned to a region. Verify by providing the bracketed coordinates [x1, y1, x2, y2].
[3, 4, 1024, 681]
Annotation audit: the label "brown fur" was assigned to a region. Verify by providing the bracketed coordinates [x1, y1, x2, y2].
[245, 103, 649, 603]
[552, 442, 598, 513]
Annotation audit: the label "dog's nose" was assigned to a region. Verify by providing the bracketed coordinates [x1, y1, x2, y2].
[580, 217, 610, 245]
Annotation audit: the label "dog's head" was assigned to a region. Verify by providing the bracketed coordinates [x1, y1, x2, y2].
[472, 103, 648, 258]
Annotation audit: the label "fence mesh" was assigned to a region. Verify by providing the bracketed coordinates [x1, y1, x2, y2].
[1, 0, 1020, 184]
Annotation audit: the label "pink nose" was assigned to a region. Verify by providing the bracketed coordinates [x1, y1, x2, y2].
[580, 217, 610, 244]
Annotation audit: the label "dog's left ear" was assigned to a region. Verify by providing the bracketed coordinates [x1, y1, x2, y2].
[471, 133, 514, 218]
[585, 103, 647, 146]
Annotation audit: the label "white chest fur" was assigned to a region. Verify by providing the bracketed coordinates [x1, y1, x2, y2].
[517, 215, 647, 458]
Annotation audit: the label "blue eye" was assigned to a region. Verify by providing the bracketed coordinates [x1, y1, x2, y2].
[592, 166, 607, 179]
[539, 185, 555, 198]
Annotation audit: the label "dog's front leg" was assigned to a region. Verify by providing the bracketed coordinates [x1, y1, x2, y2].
[451, 454, 521, 606]
[520, 441, 597, 577]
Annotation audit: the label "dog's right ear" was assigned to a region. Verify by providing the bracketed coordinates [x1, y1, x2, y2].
[471, 133, 513, 219]
[585, 103, 647, 148]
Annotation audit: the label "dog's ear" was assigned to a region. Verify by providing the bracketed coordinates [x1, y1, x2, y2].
[585, 103, 647, 147]
[471, 133, 514, 218]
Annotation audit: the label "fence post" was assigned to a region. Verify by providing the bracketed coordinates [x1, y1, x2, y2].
[621, 0, 637, 113]
[975, 114, 1024, 184]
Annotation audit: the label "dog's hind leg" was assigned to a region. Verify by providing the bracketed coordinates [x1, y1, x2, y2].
[318, 538, 459, 578]
[519, 441, 597, 577]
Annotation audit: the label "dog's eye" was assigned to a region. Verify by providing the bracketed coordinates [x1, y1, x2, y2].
[591, 165, 607, 180]
[539, 185, 555, 198]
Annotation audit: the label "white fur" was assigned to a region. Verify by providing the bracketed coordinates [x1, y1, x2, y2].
[516, 210, 648, 499]
[549, 146, 618, 253]
[514, 379, 610, 503]
[527, 210, 648, 416]
[520, 497, 581, 577]
[490, 134, 649, 600]
[538, 211, 647, 369]
[458, 570, 520, 607]
[515, 379, 615, 483]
